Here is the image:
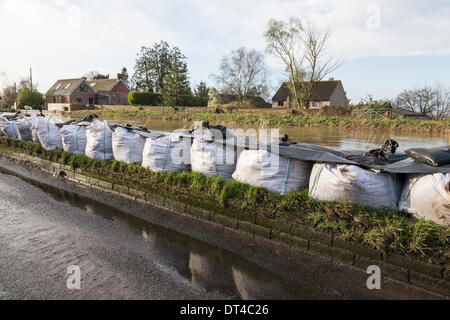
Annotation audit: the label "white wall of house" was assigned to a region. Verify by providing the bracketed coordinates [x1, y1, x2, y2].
[48, 103, 70, 112]
[329, 82, 348, 106]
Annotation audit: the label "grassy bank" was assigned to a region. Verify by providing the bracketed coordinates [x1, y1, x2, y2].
[1, 136, 448, 264]
[68, 108, 450, 134]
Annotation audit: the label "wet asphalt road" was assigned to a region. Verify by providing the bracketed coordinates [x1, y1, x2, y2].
[0, 171, 228, 300]
[0, 159, 447, 300]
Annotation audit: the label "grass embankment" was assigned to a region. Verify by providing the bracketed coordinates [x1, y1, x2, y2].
[69, 108, 450, 134]
[1, 136, 448, 263]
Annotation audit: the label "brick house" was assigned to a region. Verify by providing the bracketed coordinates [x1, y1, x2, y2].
[272, 79, 349, 108]
[88, 75, 130, 105]
[46, 74, 130, 111]
[46, 78, 96, 111]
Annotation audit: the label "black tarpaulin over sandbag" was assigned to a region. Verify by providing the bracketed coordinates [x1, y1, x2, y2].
[404, 145, 450, 167]
[383, 158, 450, 174]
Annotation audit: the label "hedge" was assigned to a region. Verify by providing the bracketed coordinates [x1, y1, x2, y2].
[128, 92, 162, 106]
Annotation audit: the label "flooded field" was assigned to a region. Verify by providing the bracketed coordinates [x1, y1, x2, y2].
[70, 117, 449, 152]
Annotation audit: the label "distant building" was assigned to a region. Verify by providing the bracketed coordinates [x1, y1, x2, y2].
[272, 79, 349, 108]
[210, 92, 271, 108]
[392, 108, 429, 120]
[46, 74, 130, 111]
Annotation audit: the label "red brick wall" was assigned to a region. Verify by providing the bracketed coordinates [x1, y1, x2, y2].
[71, 82, 96, 106]
[96, 81, 130, 105]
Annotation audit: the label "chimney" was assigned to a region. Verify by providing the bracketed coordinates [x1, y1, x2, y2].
[117, 73, 123, 80]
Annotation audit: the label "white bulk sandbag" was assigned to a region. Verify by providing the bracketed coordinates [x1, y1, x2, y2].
[0, 116, 18, 138]
[29, 110, 40, 144]
[232, 149, 312, 194]
[59, 125, 87, 155]
[142, 132, 191, 172]
[112, 127, 146, 164]
[15, 117, 33, 142]
[191, 138, 237, 179]
[35, 115, 63, 150]
[85, 120, 114, 160]
[309, 163, 400, 209]
[399, 173, 450, 226]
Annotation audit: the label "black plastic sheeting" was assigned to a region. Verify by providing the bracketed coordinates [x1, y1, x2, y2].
[383, 158, 450, 174]
[208, 135, 449, 174]
[404, 146, 450, 167]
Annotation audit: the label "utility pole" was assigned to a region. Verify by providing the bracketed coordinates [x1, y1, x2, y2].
[13, 82, 17, 110]
[30, 67, 33, 90]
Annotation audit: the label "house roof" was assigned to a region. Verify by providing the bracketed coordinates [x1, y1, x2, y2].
[46, 78, 84, 96]
[272, 80, 342, 102]
[216, 93, 238, 104]
[392, 108, 427, 117]
[88, 79, 121, 92]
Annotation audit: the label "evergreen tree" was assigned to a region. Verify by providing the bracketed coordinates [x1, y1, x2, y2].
[194, 81, 209, 106]
[161, 50, 192, 106]
[120, 67, 129, 86]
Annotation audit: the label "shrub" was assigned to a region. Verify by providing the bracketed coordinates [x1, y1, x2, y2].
[128, 92, 163, 106]
[17, 88, 45, 109]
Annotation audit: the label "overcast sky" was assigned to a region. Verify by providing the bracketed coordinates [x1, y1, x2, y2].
[0, 0, 449, 103]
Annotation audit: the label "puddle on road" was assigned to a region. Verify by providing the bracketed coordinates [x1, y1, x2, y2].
[0, 167, 332, 299]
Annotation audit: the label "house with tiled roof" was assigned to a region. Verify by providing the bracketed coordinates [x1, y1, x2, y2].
[88, 75, 130, 106]
[46, 74, 130, 111]
[272, 79, 349, 108]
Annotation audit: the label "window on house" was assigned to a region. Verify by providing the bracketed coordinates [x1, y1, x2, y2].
[77, 98, 82, 105]
[278, 100, 284, 106]
[312, 101, 320, 107]
[62, 96, 66, 103]
[52, 96, 56, 103]
[64, 83, 71, 90]
[55, 83, 62, 90]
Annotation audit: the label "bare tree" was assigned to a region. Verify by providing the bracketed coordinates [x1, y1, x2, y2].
[395, 87, 436, 115]
[214, 47, 269, 103]
[264, 18, 304, 107]
[1, 85, 17, 109]
[432, 83, 450, 120]
[264, 18, 341, 108]
[302, 23, 341, 106]
[395, 84, 450, 120]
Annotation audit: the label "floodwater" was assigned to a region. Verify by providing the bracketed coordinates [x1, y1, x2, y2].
[77, 117, 449, 152]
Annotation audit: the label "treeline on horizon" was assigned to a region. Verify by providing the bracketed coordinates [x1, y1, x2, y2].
[0, 17, 449, 119]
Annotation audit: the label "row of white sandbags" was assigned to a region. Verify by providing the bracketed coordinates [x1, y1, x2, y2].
[308, 163, 449, 225]
[234, 152, 449, 225]
[2, 114, 448, 225]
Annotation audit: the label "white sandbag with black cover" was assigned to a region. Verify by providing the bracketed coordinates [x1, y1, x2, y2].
[112, 127, 146, 164]
[309, 163, 401, 209]
[85, 120, 114, 160]
[15, 117, 33, 142]
[0, 116, 18, 138]
[59, 125, 87, 155]
[191, 138, 237, 179]
[35, 115, 64, 150]
[399, 173, 450, 226]
[141, 131, 191, 172]
[232, 149, 312, 194]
